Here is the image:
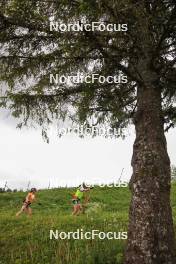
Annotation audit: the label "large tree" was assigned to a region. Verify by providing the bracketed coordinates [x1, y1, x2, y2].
[0, 0, 176, 263]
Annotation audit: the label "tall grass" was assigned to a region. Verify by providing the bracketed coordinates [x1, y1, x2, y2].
[0, 184, 175, 264]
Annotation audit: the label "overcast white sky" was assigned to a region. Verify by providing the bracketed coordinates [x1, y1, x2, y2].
[0, 111, 175, 190]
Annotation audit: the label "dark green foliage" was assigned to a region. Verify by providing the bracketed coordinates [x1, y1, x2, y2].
[0, 0, 175, 135]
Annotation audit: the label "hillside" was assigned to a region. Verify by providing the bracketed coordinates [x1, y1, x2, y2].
[0, 184, 176, 264]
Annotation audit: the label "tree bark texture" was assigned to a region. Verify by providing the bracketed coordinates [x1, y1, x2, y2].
[124, 85, 176, 264]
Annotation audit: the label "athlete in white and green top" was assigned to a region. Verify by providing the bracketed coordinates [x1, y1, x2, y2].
[72, 183, 91, 215]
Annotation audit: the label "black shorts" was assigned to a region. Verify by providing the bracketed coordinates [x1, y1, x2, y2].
[23, 201, 31, 209]
[72, 199, 81, 205]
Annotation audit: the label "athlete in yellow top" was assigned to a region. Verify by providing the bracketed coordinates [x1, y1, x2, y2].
[16, 188, 37, 217]
[72, 183, 92, 215]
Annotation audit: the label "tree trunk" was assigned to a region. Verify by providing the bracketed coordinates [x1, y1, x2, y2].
[124, 85, 176, 264]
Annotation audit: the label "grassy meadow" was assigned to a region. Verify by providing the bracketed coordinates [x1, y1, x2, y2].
[0, 184, 176, 264]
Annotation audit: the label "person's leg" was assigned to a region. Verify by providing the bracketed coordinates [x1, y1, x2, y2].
[72, 200, 78, 215]
[72, 206, 76, 215]
[26, 207, 32, 216]
[16, 205, 25, 216]
[72, 204, 78, 215]
[76, 204, 82, 215]
[72, 203, 81, 215]
[72, 200, 76, 215]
